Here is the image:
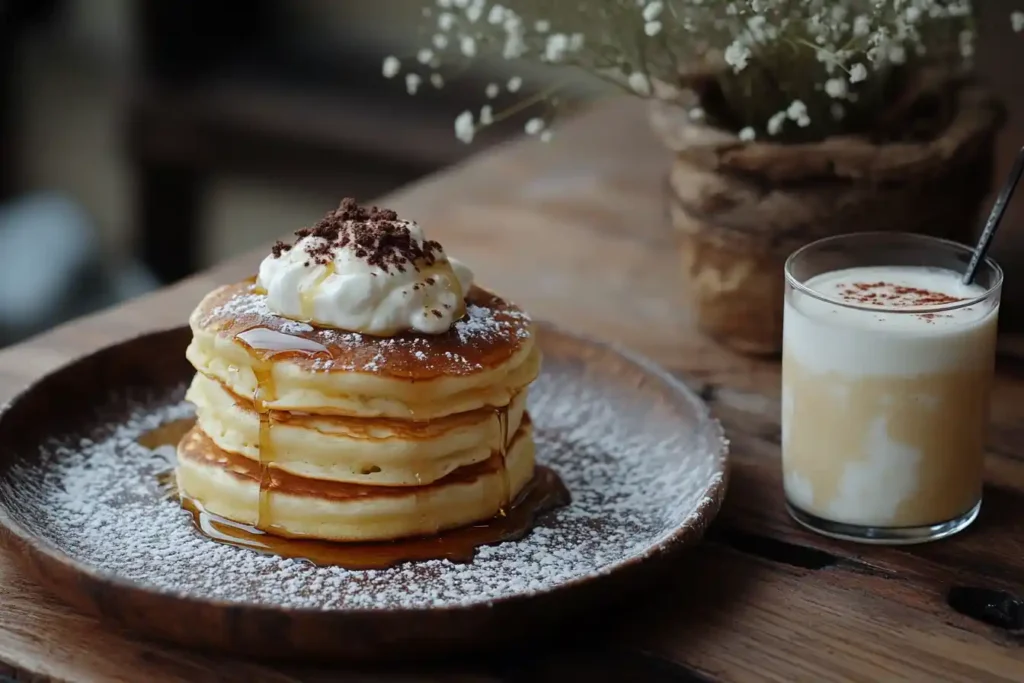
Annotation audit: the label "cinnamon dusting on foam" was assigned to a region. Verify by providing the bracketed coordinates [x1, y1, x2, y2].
[838, 281, 967, 307]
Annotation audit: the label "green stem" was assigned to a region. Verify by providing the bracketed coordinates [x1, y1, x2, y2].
[484, 82, 566, 127]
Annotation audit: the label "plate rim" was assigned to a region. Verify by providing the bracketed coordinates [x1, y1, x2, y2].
[0, 321, 729, 618]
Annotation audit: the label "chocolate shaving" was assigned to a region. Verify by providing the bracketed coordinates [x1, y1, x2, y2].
[271, 197, 443, 273]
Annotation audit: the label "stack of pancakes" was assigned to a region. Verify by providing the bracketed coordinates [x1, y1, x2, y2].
[176, 280, 540, 542]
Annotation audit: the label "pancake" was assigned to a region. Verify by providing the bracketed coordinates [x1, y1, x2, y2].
[176, 418, 536, 542]
[186, 281, 538, 419]
[186, 372, 528, 485]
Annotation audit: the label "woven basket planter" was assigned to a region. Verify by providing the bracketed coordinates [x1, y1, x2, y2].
[649, 77, 1004, 356]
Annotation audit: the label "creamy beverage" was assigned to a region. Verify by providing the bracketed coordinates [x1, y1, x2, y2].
[782, 264, 999, 535]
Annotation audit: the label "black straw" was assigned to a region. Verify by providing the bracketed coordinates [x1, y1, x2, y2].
[963, 145, 1024, 285]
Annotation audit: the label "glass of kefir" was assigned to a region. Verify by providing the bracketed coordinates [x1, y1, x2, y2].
[782, 232, 1002, 543]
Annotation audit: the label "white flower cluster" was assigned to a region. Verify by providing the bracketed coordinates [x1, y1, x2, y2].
[383, 0, 586, 143]
[383, 0, 1022, 144]
[716, 0, 978, 138]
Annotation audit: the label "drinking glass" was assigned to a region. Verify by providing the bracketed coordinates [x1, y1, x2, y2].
[782, 232, 1002, 544]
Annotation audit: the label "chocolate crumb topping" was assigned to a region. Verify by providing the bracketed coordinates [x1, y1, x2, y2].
[271, 197, 444, 273]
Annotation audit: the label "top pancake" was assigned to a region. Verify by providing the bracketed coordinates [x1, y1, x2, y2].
[186, 280, 539, 419]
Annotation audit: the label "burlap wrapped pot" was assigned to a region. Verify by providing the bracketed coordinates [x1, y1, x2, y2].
[649, 80, 1004, 356]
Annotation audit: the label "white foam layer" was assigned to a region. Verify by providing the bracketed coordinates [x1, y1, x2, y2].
[785, 265, 999, 376]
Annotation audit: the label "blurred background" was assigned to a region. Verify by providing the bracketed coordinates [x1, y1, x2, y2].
[0, 0, 591, 348]
[0, 1, 1021, 349]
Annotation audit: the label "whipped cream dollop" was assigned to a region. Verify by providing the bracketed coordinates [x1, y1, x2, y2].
[257, 199, 474, 335]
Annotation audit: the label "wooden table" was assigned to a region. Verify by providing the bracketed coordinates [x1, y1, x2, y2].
[2, 99, 1024, 682]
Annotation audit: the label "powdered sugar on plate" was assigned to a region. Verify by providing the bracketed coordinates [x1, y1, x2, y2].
[1, 352, 726, 611]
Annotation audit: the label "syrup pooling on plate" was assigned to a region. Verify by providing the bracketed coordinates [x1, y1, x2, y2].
[136, 416, 195, 495]
[178, 466, 569, 569]
[136, 416, 195, 451]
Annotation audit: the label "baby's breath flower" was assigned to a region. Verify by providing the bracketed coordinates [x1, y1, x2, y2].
[502, 13, 526, 59]
[487, 4, 505, 24]
[545, 33, 569, 61]
[1013, 11, 1024, 32]
[787, 100, 810, 127]
[628, 71, 652, 95]
[643, 2, 664, 21]
[405, 73, 422, 95]
[540, 130, 553, 142]
[430, 73, 445, 88]
[485, 83, 500, 98]
[645, 21, 662, 36]
[480, 105, 494, 125]
[465, 0, 484, 23]
[853, 15, 871, 37]
[460, 35, 478, 57]
[959, 30, 975, 58]
[438, 12, 455, 31]
[455, 110, 475, 144]
[525, 117, 546, 135]
[689, 107, 705, 121]
[535, 19, 550, 32]
[417, 49, 434, 64]
[382, 56, 400, 79]
[432, 34, 448, 49]
[437, 0, 452, 7]
[824, 77, 848, 98]
[767, 111, 787, 136]
[724, 41, 751, 72]
[507, 76, 522, 93]
[738, 126, 756, 141]
[848, 63, 868, 83]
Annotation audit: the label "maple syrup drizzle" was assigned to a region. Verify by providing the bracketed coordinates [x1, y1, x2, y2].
[253, 366, 275, 528]
[232, 327, 331, 530]
[495, 404, 510, 516]
[179, 466, 569, 569]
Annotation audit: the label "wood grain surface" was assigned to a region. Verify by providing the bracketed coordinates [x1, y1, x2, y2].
[1, 98, 1023, 682]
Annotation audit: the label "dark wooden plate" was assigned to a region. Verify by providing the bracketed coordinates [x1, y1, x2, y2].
[0, 323, 728, 662]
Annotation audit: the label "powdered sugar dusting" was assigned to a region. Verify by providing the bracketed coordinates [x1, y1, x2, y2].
[457, 304, 531, 345]
[2, 353, 726, 611]
[202, 292, 271, 324]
